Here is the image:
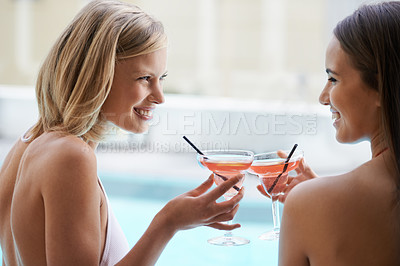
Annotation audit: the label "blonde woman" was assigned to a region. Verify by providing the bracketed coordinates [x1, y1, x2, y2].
[0, 1, 243, 265]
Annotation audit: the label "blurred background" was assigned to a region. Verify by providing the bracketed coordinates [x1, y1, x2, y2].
[1, 0, 368, 100]
[0, 0, 377, 265]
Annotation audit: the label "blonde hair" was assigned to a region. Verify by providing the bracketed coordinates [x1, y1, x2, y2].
[28, 0, 167, 142]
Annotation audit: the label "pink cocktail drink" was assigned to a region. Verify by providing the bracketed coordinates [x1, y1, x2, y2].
[250, 160, 300, 195]
[197, 150, 254, 246]
[199, 159, 251, 198]
[249, 149, 303, 241]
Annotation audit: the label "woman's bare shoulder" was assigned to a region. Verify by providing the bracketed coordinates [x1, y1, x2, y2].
[282, 167, 368, 232]
[281, 158, 399, 264]
[22, 132, 98, 192]
[286, 173, 348, 204]
[282, 158, 395, 242]
[286, 159, 384, 207]
[0, 137, 29, 172]
[280, 169, 365, 262]
[27, 132, 95, 165]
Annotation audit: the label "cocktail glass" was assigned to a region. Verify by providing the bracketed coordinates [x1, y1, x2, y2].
[197, 150, 254, 246]
[248, 149, 303, 240]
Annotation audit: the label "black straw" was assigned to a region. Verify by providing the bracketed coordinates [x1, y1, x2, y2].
[267, 144, 298, 194]
[183, 136, 204, 155]
[182, 136, 240, 192]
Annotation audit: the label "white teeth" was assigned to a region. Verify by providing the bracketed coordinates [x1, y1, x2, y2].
[332, 112, 340, 121]
[136, 109, 152, 117]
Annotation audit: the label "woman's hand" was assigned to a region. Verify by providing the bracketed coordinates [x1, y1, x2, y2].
[157, 174, 244, 233]
[123, 174, 244, 266]
[257, 152, 317, 203]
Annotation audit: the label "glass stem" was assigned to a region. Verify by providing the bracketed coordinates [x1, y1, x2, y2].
[223, 195, 234, 238]
[224, 220, 233, 238]
[271, 195, 280, 232]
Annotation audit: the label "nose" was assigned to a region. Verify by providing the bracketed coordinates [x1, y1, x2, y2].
[149, 80, 165, 104]
[319, 83, 330, 106]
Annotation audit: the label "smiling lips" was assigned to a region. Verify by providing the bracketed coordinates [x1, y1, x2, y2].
[331, 108, 341, 123]
[133, 107, 154, 120]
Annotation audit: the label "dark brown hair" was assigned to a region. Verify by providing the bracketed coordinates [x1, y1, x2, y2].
[334, 2, 400, 195]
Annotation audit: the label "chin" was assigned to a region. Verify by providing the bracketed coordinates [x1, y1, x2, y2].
[335, 132, 351, 143]
[336, 138, 348, 144]
[134, 127, 149, 134]
[335, 131, 367, 144]
[334, 129, 343, 143]
[125, 124, 149, 134]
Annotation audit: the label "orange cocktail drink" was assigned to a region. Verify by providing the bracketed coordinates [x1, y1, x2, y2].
[250, 159, 300, 195]
[199, 159, 252, 198]
[197, 150, 254, 246]
[248, 149, 303, 241]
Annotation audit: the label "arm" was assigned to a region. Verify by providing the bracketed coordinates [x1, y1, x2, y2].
[278, 184, 311, 266]
[117, 174, 244, 266]
[41, 146, 102, 265]
[41, 142, 242, 265]
[278, 175, 340, 266]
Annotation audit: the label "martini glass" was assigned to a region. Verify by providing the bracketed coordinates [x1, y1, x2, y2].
[197, 150, 254, 246]
[248, 149, 303, 240]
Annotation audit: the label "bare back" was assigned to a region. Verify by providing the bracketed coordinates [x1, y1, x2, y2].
[279, 152, 400, 265]
[0, 139, 28, 265]
[0, 132, 108, 265]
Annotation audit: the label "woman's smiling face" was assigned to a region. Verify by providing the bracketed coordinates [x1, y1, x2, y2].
[319, 37, 380, 143]
[102, 48, 167, 134]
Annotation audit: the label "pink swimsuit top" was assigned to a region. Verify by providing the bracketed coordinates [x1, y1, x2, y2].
[98, 178, 130, 266]
[20, 132, 130, 265]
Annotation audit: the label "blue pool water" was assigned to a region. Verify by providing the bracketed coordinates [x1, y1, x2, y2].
[102, 172, 280, 266]
[0, 172, 280, 265]
[110, 197, 279, 266]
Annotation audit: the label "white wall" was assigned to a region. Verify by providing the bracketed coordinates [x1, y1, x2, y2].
[0, 85, 37, 139]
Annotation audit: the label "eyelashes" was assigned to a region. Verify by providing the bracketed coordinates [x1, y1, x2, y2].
[137, 76, 151, 81]
[160, 73, 168, 80]
[137, 73, 168, 82]
[328, 77, 337, 84]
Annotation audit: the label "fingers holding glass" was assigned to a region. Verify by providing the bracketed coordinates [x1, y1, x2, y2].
[249, 149, 303, 240]
[197, 150, 253, 246]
